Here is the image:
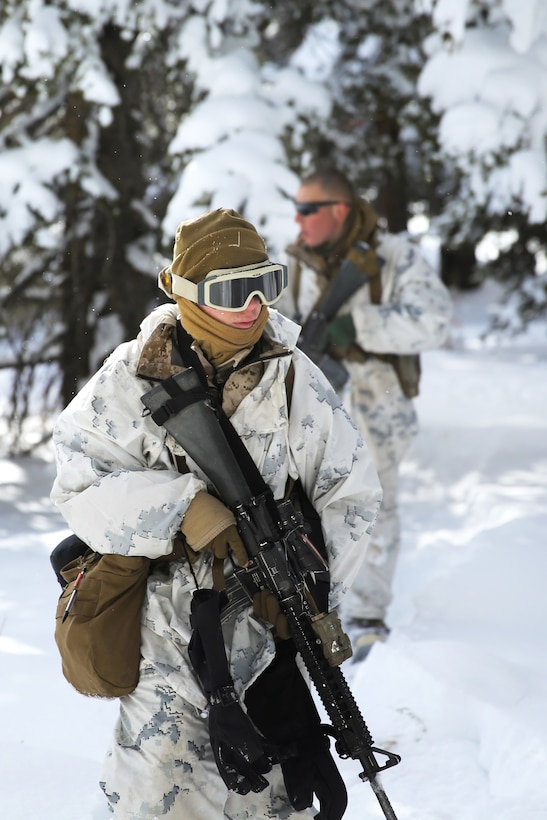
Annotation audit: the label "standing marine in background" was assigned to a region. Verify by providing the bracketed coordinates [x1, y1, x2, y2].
[279, 168, 452, 660]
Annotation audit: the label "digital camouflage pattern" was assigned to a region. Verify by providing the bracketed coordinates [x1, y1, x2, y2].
[100, 662, 314, 819]
[50, 303, 382, 817]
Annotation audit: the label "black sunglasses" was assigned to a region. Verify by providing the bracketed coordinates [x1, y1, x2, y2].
[294, 200, 345, 216]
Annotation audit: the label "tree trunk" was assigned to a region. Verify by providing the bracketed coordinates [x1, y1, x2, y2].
[97, 24, 159, 337]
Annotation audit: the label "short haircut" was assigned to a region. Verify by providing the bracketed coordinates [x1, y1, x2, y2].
[300, 168, 355, 202]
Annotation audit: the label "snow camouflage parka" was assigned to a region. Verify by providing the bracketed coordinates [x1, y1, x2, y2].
[50, 303, 382, 710]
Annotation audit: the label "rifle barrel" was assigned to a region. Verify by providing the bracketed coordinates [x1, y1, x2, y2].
[369, 777, 400, 820]
[281, 603, 401, 820]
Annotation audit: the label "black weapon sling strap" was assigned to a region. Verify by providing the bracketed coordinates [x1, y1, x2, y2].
[171, 322, 320, 598]
[311, 246, 378, 324]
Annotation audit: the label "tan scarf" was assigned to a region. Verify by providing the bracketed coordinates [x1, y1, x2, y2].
[177, 299, 269, 368]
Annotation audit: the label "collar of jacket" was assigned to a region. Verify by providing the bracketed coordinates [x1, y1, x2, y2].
[135, 318, 291, 384]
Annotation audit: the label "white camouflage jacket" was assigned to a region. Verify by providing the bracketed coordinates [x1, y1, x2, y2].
[50, 304, 381, 708]
[282, 233, 452, 461]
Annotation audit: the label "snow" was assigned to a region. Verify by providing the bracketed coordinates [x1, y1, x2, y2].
[2, 284, 547, 819]
[0, 139, 79, 256]
[418, 17, 547, 223]
[163, 5, 546, 247]
[161, 18, 330, 255]
[20, 5, 69, 80]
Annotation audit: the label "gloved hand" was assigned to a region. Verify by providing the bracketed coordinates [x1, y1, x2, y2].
[319, 314, 356, 352]
[252, 589, 290, 640]
[208, 688, 272, 795]
[180, 490, 248, 566]
[245, 641, 348, 819]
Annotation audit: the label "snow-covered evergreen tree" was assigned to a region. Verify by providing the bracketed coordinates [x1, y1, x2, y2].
[161, 3, 331, 255]
[418, 0, 547, 328]
[0, 0, 192, 451]
[1, 0, 545, 452]
[0, 0, 330, 452]
[288, 0, 439, 233]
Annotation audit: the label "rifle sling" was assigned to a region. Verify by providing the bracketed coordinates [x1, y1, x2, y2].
[314, 258, 372, 321]
[174, 321, 279, 498]
[167, 324, 325, 604]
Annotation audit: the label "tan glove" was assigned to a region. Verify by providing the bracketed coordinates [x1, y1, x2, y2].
[180, 491, 248, 566]
[252, 589, 290, 640]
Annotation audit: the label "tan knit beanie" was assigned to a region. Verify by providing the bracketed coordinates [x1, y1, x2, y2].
[160, 208, 268, 297]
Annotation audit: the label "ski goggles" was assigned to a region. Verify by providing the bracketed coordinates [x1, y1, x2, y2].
[294, 200, 347, 216]
[160, 261, 288, 312]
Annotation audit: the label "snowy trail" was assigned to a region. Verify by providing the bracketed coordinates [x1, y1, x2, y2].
[339, 333, 547, 819]
[2, 288, 547, 819]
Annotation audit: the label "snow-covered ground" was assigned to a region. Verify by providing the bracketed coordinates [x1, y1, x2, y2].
[1, 282, 547, 819]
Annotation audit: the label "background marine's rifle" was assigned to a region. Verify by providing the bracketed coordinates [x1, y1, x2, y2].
[141, 369, 401, 820]
[296, 254, 368, 392]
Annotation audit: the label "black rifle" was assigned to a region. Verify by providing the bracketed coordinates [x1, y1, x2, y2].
[141, 369, 401, 819]
[297, 255, 368, 392]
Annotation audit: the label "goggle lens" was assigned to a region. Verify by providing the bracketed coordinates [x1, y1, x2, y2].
[207, 267, 286, 310]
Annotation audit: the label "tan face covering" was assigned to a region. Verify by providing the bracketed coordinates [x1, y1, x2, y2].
[177, 299, 269, 368]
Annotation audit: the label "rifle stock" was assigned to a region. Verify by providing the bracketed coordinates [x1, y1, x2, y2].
[141, 370, 401, 819]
